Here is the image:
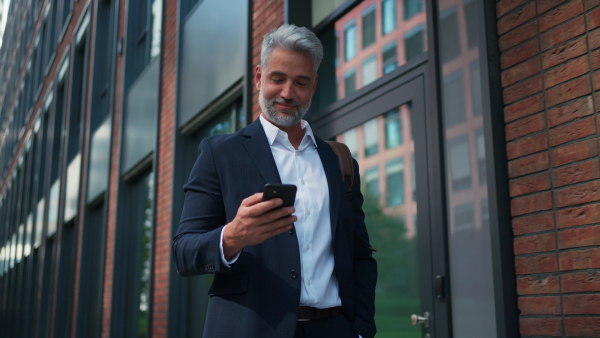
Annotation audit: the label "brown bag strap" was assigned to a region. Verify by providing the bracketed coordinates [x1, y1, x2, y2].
[325, 140, 354, 191]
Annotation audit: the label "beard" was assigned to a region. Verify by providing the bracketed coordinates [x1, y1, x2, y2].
[258, 89, 311, 127]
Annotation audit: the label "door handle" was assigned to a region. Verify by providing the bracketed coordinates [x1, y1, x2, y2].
[410, 312, 430, 328]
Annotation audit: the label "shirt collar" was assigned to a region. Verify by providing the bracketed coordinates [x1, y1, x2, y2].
[259, 114, 318, 148]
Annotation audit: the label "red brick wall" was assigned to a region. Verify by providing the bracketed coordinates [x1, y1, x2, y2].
[251, 0, 285, 120]
[498, 0, 600, 336]
[152, 0, 179, 333]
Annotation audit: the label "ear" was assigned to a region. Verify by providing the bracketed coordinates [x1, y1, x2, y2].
[255, 65, 262, 90]
[312, 75, 319, 95]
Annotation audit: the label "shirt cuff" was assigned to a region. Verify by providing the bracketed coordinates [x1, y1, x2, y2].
[220, 225, 241, 267]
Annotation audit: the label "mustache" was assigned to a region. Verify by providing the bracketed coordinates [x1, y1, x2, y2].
[272, 98, 301, 107]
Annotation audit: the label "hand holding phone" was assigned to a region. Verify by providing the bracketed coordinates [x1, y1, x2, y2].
[262, 183, 297, 207]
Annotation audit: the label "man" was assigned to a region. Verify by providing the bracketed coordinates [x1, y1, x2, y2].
[172, 24, 377, 338]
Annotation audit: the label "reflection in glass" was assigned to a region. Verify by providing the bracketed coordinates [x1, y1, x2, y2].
[47, 180, 60, 237]
[437, 0, 497, 335]
[344, 21, 357, 62]
[386, 158, 405, 207]
[87, 117, 112, 202]
[336, 103, 418, 337]
[24, 214, 33, 257]
[138, 172, 154, 338]
[64, 154, 81, 223]
[344, 68, 357, 97]
[363, 118, 379, 157]
[385, 108, 402, 148]
[342, 129, 359, 158]
[362, 55, 378, 86]
[334, 0, 427, 100]
[362, 6, 376, 49]
[34, 198, 45, 248]
[150, 0, 163, 60]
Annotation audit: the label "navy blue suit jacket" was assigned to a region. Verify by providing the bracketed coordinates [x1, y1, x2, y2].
[172, 119, 377, 338]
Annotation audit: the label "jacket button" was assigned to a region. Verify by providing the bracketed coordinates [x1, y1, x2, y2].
[289, 228, 294, 235]
[290, 270, 298, 279]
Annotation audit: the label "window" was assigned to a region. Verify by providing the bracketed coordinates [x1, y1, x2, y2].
[344, 68, 356, 97]
[386, 158, 405, 206]
[404, 24, 424, 62]
[470, 60, 482, 116]
[344, 21, 357, 61]
[443, 70, 466, 127]
[365, 166, 379, 198]
[404, 0, 423, 20]
[384, 108, 402, 148]
[382, 0, 396, 35]
[476, 129, 486, 185]
[341, 128, 359, 158]
[362, 6, 376, 49]
[363, 118, 379, 157]
[448, 134, 472, 191]
[362, 55, 378, 86]
[382, 41, 397, 74]
[454, 202, 475, 232]
[439, 6, 461, 63]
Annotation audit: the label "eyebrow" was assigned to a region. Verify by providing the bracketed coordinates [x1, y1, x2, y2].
[269, 70, 312, 82]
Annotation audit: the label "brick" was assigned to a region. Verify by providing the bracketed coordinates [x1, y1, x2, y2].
[557, 203, 600, 228]
[507, 133, 549, 159]
[588, 6, 600, 29]
[515, 253, 559, 274]
[510, 172, 551, 196]
[508, 152, 550, 178]
[519, 317, 562, 336]
[497, 2, 537, 35]
[504, 94, 545, 123]
[585, 0, 600, 10]
[552, 159, 600, 187]
[514, 232, 557, 254]
[592, 50, 600, 69]
[503, 75, 543, 104]
[497, 0, 530, 18]
[544, 55, 590, 89]
[501, 39, 540, 69]
[561, 271, 600, 292]
[511, 191, 553, 216]
[547, 96, 594, 127]
[517, 274, 561, 294]
[558, 225, 600, 249]
[542, 36, 588, 69]
[539, 0, 585, 32]
[564, 294, 600, 314]
[540, 16, 587, 51]
[589, 27, 600, 50]
[513, 212, 556, 235]
[506, 113, 546, 141]
[555, 181, 600, 207]
[551, 138, 599, 167]
[559, 247, 600, 270]
[549, 117, 596, 147]
[499, 21, 539, 52]
[565, 317, 600, 336]
[501, 57, 541, 87]
[593, 69, 600, 90]
[538, 0, 571, 14]
[519, 295, 561, 315]
[545, 76, 592, 108]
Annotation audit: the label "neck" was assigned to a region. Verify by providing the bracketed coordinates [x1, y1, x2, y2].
[261, 114, 305, 149]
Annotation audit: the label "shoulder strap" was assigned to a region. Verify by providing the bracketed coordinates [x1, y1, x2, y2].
[326, 140, 376, 252]
[325, 140, 354, 200]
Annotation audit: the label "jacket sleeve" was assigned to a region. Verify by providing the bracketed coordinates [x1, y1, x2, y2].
[172, 137, 229, 276]
[350, 159, 378, 338]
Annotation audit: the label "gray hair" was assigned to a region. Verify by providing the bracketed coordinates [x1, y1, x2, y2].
[261, 24, 324, 74]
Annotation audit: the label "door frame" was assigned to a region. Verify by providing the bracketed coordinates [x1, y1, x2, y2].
[311, 56, 452, 337]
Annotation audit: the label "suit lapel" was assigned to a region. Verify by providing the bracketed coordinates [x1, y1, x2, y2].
[242, 119, 282, 184]
[316, 138, 341, 238]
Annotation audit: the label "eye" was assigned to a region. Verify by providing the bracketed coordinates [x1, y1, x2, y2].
[295, 81, 307, 87]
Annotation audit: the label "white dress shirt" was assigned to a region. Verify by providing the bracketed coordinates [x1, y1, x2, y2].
[220, 115, 342, 309]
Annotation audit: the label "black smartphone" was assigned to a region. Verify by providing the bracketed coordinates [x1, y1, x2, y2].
[262, 183, 297, 207]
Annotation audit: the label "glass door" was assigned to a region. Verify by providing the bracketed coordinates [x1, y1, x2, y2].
[311, 72, 448, 337]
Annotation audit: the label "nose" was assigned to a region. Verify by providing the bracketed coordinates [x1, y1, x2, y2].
[280, 81, 293, 100]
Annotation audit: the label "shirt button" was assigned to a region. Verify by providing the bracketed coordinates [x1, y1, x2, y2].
[305, 245, 310, 250]
[290, 270, 298, 279]
[307, 280, 312, 285]
[300, 180, 305, 185]
[306, 210, 311, 215]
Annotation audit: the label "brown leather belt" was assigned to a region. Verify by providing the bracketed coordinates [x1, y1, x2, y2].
[297, 306, 343, 321]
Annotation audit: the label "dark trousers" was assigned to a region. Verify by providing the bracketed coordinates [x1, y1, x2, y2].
[294, 315, 357, 338]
